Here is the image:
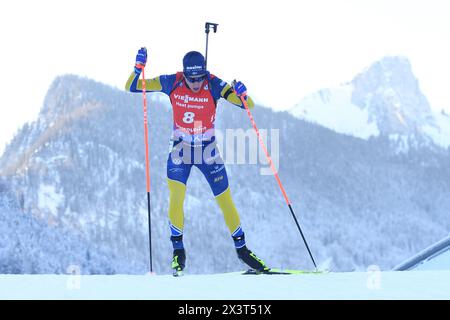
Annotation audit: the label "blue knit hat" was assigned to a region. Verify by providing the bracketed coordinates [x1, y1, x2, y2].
[183, 51, 206, 77]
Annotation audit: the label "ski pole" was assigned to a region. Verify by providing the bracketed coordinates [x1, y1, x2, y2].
[235, 87, 318, 270]
[204, 22, 218, 70]
[140, 63, 153, 273]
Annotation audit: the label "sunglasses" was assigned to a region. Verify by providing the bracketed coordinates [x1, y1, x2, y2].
[185, 74, 206, 83]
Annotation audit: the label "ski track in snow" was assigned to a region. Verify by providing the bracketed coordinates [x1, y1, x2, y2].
[1, 271, 449, 300]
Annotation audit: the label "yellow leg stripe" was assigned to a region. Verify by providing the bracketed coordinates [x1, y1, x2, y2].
[167, 178, 186, 232]
[215, 187, 241, 233]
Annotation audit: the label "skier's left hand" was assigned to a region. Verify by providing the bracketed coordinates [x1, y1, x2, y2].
[232, 80, 247, 97]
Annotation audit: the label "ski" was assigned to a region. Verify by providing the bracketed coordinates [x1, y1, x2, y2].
[242, 268, 328, 275]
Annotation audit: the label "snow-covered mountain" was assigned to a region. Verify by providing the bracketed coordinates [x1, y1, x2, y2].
[0, 179, 143, 274]
[1, 74, 449, 275]
[290, 56, 450, 149]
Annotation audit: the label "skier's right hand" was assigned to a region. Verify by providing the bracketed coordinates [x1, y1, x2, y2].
[232, 80, 247, 97]
[134, 47, 147, 73]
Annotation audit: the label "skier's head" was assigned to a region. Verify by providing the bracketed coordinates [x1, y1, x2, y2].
[183, 51, 206, 93]
[183, 51, 206, 77]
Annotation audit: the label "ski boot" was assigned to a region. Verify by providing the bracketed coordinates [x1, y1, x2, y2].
[236, 245, 270, 273]
[172, 248, 186, 277]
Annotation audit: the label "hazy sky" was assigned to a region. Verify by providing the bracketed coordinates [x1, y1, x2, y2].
[1, 0, 449, 153]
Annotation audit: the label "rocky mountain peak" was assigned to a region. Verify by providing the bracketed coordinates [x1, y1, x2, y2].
[351, 56, 434, 135]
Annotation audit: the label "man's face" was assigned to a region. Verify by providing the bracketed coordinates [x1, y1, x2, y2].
[184, 74, 206, 93]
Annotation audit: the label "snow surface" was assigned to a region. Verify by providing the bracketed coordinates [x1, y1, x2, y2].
[1, 271, 449, 300]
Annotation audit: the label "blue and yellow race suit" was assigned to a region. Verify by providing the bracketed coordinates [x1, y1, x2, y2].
[125, 70, 255, 249]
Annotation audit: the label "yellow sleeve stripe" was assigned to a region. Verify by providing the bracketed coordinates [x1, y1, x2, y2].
[125, 72, 137, 91]
[220, 84, 255, 109]
[141, 77, 163, 91]
[125, 72, 163, 92]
